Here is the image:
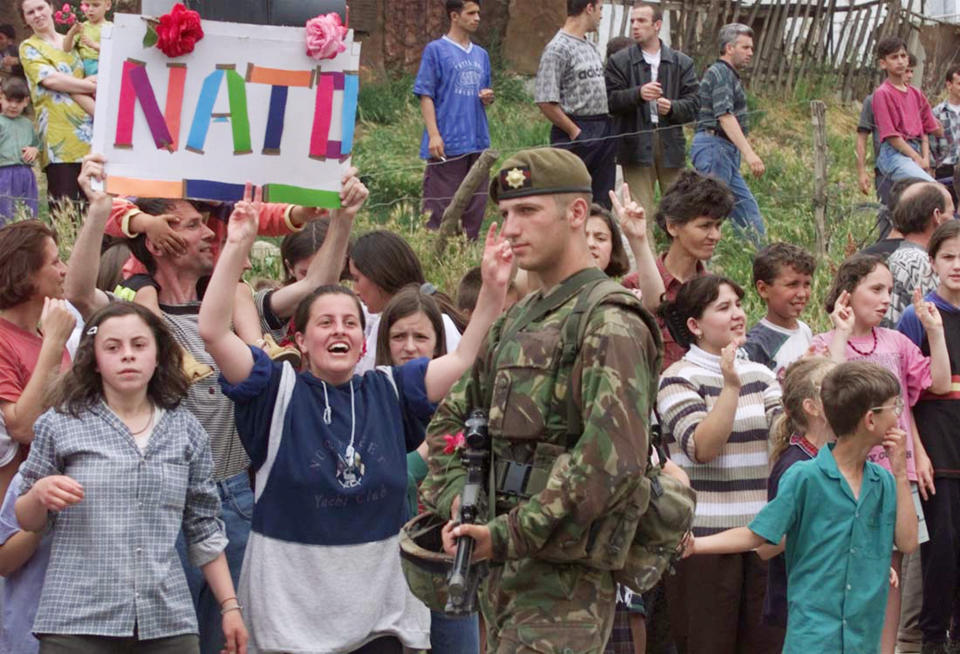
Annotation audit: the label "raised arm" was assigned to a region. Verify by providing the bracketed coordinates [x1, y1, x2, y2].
[65, 154, 113, 318]
[198, 186, 260, 385]
[424, 223, 513, 403]
[610, 183, 664, 312]
[913, 288, 951, 394]
[685, 340, 743, 463]
[265, 169, 367, 320]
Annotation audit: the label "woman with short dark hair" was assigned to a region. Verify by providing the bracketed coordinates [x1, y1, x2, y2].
[0, 220, 75, 499]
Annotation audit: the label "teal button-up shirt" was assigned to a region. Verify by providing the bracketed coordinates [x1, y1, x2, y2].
[750, 443, 896, 654]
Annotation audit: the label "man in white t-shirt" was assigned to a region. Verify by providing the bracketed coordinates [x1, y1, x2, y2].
[931, 64, 960, 186]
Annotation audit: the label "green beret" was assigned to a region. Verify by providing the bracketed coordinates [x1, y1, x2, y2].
[489, 148, 593, 202]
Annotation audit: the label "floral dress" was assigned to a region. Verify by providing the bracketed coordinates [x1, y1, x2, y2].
[18, 36, 92, 169]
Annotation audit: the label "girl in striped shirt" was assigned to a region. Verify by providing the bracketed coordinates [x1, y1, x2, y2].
[656, 274, 784, 654]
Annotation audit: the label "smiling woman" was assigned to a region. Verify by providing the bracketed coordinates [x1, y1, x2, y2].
[197, 185, 512, 653]
[656, 274, 785, 653]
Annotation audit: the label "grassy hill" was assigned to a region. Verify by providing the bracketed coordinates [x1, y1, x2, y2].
[351, 74, 879, 331]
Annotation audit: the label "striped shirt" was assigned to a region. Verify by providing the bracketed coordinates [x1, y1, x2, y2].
[159, 302, 249, 481]
[657, 345, 782, 535]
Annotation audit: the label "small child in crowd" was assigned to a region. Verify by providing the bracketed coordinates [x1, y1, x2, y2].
[872, 37, 939, 183]
[762, 357, 836, 629]
[685, 360, 919, 654]
[63, 0, 111, 77]
[742, 243, 816, 379]
[0, 76, 39, 223]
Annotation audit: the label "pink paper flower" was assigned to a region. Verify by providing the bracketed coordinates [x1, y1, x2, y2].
[305, 12, 347, 61]
[442, 432, 466, 455]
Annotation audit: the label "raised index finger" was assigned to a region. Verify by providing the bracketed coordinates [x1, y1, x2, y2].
[242, 182, 252, 203]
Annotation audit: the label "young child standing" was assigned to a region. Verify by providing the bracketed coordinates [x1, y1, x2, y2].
[813, 252, 950, 653]
[762, 357, 836, 629]
[63, 0, 110, 77]
[897, 220, 960, 653]
[742, 243, 816, 380]
[872, 36, 940, 183]
[685, 360, 920, 654]
[0, 76, 39, 222]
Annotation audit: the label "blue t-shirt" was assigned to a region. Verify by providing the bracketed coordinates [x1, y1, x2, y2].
[413, 37, 491, 159]
[221, 347, 435, 546]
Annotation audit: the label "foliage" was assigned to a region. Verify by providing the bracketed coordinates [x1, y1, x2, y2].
[29, 72, 876, 335]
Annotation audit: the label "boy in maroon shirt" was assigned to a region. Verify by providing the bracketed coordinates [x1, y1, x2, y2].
[872, 36, 940, 183]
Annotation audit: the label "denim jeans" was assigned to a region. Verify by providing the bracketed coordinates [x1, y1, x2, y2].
[176, 472, 253, 654]
[430, 610, 480, 654]
[876, 140, 935, 182]
[690, 132, 765, 240]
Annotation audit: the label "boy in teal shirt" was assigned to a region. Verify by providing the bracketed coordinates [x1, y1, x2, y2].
[685, 360, 919, 653]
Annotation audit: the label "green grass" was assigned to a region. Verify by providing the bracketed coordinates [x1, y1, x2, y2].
[350, 74, 876, 332]
[28, 72, 877, 333]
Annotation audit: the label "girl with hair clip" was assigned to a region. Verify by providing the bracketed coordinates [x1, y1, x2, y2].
[373, 284, 480, 654]
[812, 252, 951, 654]
[656, 274, 785, 654]
[761, 356, 836, 630]
[198, 187, 512, 654]
[14, 302, 247, 654]
[349, 230, 465, 374]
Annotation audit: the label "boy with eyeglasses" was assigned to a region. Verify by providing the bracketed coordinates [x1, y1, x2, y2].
[683, 361, 919, 653]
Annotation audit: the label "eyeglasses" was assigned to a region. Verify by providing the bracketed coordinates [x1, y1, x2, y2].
[870, 397, 904, 417]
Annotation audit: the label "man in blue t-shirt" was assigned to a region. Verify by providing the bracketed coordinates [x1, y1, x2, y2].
[413, 0, 493, 240]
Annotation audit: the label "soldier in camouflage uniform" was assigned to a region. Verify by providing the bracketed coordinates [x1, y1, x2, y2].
[420, 148, 662, 653]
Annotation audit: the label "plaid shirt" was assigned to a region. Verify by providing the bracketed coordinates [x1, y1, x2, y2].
[20, 403, 226, 639]
[696, 59, 748, 134]
[932, 101, 960, 167]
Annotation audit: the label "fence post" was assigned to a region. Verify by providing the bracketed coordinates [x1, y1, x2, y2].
[434, 148, 500, 258]
[810, 100, 829, 258]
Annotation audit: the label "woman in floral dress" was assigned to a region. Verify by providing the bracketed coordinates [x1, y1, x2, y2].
[18, 0, 94, 212]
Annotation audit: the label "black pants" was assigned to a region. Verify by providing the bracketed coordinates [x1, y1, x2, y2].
[44, 162, 83, 218]
[422, 151, 488, 240]
[38, 633, 199, 653]
[550, 115, 616, 209]
[920, 477, 960, 645]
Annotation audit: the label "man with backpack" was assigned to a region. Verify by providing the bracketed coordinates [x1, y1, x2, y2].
[419, 147, 674, 652]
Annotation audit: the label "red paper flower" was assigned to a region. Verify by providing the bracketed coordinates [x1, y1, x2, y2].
[442, 432, 466, 455]
[305, 12, 348, 61]
[155, 3, 204, 58]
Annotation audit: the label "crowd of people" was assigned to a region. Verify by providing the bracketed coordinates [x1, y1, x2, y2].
[0, 0, 958, 653]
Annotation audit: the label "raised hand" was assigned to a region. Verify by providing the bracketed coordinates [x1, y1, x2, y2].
[32, 475, 84, 512]
[480, 222, 514, 292]
[40, 297, 77, 346]
[77, 152, 109, 204]
[913, 287, 943, 332]
[226, 183, 261, 245]
[882, 427, 908, 478]
[609, 182, 647, 242]
[336, 166, 369, 221]
[143, 213, 188, 256]
[720, 338, 743, 390]
[830, 290, 855, 334]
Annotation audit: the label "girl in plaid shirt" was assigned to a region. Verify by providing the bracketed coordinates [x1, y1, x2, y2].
[15, 302, 248, 654]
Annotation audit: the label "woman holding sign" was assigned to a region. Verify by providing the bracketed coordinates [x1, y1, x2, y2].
[18, 0, 94, 212]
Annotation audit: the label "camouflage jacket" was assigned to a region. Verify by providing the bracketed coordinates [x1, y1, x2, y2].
[420, 269, 661, 563]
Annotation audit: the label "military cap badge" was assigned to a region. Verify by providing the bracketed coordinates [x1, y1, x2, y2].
[502, 166, 531, 191]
